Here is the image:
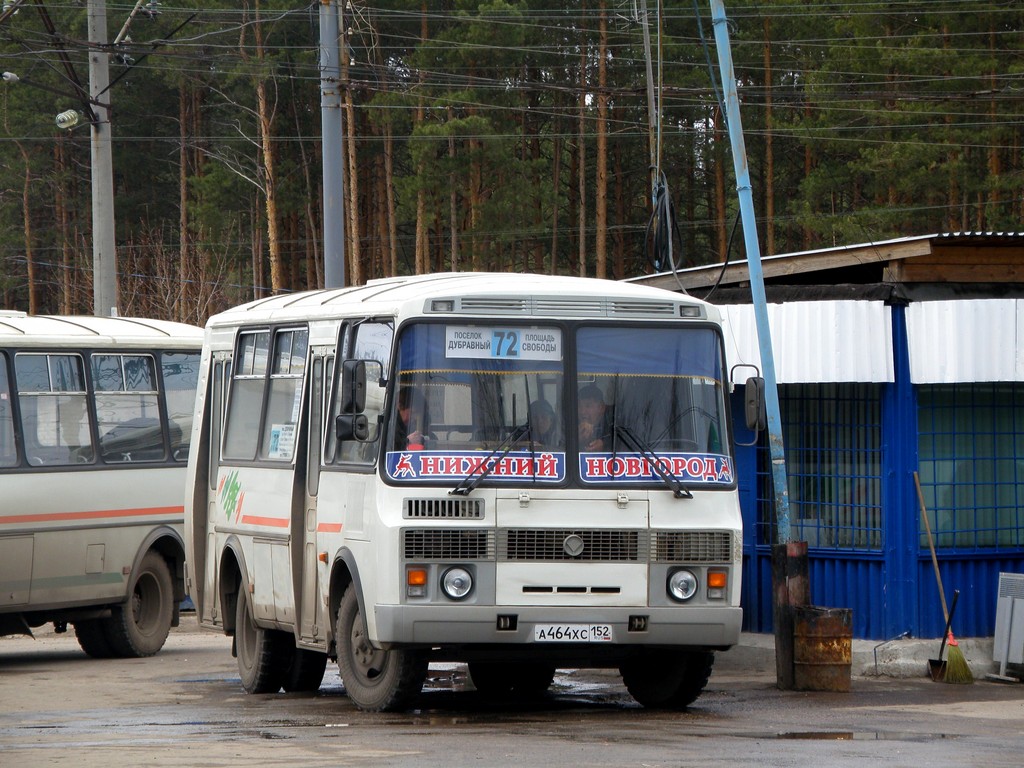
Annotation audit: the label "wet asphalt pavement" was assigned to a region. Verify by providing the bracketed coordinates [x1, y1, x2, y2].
[2, 615, 1023, 767]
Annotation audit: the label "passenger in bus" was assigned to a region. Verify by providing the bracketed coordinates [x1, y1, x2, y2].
[395, 387, 429, 450]
[578, 384, 612, 451]
[529, 399, 561, 447]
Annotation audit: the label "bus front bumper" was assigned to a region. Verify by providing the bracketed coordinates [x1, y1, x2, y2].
[372, 604, 742, 651]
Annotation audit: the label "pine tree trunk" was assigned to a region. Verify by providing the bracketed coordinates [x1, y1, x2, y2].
[577, 13, 588, 278]
[415, 4, 429, 275]
[55, 137, 73, 314]
[594, 1, 608, 279]
[178, 85, 190, 321]
[343, 50, 361, 286]
[17, 142, 37, 314]
[762, 18, 775, 255]
[550, 132, 561, 275]
[714, 109, 728, 261]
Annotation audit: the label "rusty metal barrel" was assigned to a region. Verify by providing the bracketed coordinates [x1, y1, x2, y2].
[793, 606, 853, 692]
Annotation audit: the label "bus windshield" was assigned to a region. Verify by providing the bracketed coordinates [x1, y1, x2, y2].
[385, 321, 733, 489]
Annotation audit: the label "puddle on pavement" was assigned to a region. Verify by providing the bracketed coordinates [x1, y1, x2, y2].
[773, 731, 957, 742]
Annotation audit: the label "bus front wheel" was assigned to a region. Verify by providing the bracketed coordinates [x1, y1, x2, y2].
[620, 650, 715, 709]
[335, 585, 426, 712]
[103, 551, 175, 658]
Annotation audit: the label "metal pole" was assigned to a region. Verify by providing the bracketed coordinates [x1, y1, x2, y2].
[88, 0, 117, 316]
[320, 0, 345, 289]
[708, 0, 791, 543]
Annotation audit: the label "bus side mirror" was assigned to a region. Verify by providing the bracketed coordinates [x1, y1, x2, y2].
[340, 360, 368, 414]
[744, 376, 766, 432]
[336, 413, 370, 442]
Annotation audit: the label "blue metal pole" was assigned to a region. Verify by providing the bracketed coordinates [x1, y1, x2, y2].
[708, 0, 791, 543]
[320, 0, 345, 289]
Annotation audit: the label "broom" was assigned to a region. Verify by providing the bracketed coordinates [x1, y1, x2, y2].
[914, 472, 974, 684]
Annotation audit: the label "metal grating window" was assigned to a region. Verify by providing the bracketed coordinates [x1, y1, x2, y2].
[917, 384, 1024, 551]
[757, 383, 883, 550]
[402, 529, 495, 561]
[500, 529, 642, 561]
[652, 531, 732, 563]
[404, 497, 484, 520]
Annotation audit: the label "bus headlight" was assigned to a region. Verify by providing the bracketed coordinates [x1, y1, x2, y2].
[441, 567, 473, 600]
[667, 569, 698, 602]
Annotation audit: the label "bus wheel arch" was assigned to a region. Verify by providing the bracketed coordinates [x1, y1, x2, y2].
[326, 549, 360, 657]
[334, 583, 427, 712]
[139, 528, 187, 624]
[218, 537, 247, 637]
[102, 549, 176, 657]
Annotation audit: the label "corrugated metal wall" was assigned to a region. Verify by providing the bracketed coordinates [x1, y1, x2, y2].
[732, 301, 1024, 640]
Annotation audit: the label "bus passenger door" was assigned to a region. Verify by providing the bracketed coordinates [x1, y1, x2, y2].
[298, 355, 326, 646]
[204, 357, 227, 625]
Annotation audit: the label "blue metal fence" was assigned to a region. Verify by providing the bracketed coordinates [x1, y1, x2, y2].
[736, 305, 1024, 640]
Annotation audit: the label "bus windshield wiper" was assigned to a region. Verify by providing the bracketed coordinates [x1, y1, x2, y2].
[613, 425, 693, 499]
[450, 422, 531, 496]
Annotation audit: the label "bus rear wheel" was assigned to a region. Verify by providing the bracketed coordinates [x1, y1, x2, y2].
[234, 590, 289, 693]
[335, 585, 426, 712]
[103, 551, 174, 658]
[620, 650, 715, 709]
[74, 619, 116, 658]
[282, 647, 328, 693]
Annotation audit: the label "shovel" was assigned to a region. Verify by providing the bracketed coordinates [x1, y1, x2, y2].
[928, 589, 960, 682]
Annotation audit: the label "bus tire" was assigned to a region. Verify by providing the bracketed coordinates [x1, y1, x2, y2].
[103, 551, 175, 658]
[468, 662, 555, 698]
[335, 585, 426, 712]
[74, 619, 116, 658]
[620, 650, 714, 709]
[282, 647, 328, 693]
[234, 590, 289, 694]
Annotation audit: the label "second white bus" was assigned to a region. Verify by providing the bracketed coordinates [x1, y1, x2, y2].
[185, 273, 745, 710]
[0, 312, 202, 657]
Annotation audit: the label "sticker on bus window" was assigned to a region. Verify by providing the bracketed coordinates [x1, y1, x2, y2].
[268, 423, 296, 460]
[579, 452, 734, 485]
[386, 450, 566, 483]
[445, 326, 562, 361]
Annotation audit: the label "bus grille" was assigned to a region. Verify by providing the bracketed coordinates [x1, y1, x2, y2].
[499, 529, 642, 562]
[652, 531, 732, 563]
[404, 497, 484, 519]
[610, 300, 677, 316]
[402, 529, 495, 561]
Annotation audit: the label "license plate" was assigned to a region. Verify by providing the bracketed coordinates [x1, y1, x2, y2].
[533, 624, 613, 643]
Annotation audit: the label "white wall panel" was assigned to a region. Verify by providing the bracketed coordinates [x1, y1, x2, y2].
[907, 299, 1021, 383]
[719, 301, 894, 383]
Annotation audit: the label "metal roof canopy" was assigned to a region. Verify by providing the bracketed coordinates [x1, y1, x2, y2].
[632, 232, 1024, 303]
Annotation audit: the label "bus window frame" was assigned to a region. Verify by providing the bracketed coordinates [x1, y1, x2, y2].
[221, 325, 310, 465]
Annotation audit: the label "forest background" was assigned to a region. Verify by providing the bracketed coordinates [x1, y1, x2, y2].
[0, 0, 1021, 324]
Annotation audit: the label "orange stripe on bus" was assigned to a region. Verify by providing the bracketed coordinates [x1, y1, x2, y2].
[317, 522, 343, 533]
[0, 506, 184, 525]
[239, 515, 290, 528]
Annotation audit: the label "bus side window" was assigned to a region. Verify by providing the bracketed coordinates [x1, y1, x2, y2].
[15, 353, 94, 466]
[0, 354, 16, 467]
[223, 330, 270, 461]
[162, 352, 201, 462]
[333, 320, 391, 464]
[93, 354, 164, 463]
[259, 328, 308, 461]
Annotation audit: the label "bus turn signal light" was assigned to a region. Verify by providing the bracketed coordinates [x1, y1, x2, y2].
[707, 570, 727, 599]
[407, 568, 428, 598]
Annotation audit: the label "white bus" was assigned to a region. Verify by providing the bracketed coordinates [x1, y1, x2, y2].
[0, 312, 203, 657]
[185, 273, 746, 710]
